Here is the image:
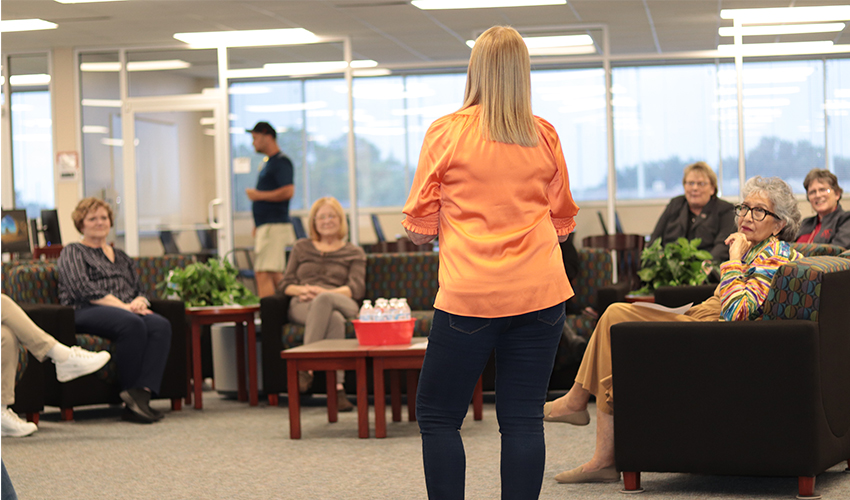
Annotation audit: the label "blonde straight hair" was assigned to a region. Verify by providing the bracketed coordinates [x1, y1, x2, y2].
[308, 196, 348, 241]
[461, 26, 538, 147]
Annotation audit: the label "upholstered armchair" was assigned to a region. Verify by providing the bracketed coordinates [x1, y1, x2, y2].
[4, 257, 190, 420]
[611, 255, 850, 498]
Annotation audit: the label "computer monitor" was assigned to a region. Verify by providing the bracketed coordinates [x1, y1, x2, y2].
[40, 209, 62, 246]
[1, 209, 32, 254]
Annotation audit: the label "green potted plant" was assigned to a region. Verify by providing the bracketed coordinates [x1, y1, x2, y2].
[633, 237, 714, 295]
[158, 258, 258, 307]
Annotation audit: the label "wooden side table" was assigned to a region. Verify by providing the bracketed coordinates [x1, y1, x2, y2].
[280, 339, 370, 439]
[369, 338, 484, 439]
[185, 305, 260, 410]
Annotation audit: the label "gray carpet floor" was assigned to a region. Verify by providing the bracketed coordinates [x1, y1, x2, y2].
[2, 392, 848, 499]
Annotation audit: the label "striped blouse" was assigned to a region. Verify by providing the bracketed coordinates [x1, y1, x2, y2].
[58, 242, 145, 308]
[718, 237, 800, 321]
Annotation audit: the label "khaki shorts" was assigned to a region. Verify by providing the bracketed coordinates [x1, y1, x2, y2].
[254, 223, 294, 272]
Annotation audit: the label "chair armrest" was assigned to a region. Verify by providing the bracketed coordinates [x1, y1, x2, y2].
[611, 320, 825, 475]
[653, 284, 715, 308]
[596, 282, 631, 314]
[18, 303, 77, 346]
[148, 298, 188, 399]
[260, 294, 292, 394]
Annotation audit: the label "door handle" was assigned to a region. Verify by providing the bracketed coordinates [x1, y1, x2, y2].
[208, 198, 223, 229]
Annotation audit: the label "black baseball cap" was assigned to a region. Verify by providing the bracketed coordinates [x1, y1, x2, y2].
[248, 121, 276, 139]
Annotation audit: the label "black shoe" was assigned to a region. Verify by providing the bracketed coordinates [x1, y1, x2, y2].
[120, 406, 155, 424]
[148, 406, 164, 420]
[120, 388, 159, 422]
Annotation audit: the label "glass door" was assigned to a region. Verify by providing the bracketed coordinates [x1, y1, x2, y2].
[121, 93, 232, 258]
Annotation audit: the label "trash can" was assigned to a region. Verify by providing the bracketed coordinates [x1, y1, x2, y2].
[211, 318, 263, 397]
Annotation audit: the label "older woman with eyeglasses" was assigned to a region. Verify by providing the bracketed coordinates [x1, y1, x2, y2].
[796, 169, 850, 249]
[650, 162, 737, 262]
[276, 196, 366, 411]
[545, 176, 801, 485]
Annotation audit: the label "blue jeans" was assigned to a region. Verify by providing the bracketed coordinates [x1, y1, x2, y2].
[74, 305, 172, 393]
[417, 302, 565, 500]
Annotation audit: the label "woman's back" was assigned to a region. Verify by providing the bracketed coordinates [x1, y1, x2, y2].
[404, 106, 579, 317]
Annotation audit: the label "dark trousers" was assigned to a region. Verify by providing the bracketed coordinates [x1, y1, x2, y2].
[74, 305, 172, 394]
[417, 302, 565, 500]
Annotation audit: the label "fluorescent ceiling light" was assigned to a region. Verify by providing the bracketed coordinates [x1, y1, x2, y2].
[245, 102, 327, 113]
[229, 60, 378, 78]
[718, 40, 839, 56]
[413, 0, 565, 9]
[467, 34, 595, 55]
[721, 6, 850, 23]
[80, 60, 192, 72]
[524, 34, 593, 49]
[6, 74, 51, 86]
[719, 23, 845, 37]
[81, 98, 122, 108]
[174, 28, 319, 48]
[0, 19, 57, 33]
[82, 125, 110, 134]
[352, 69, 392, 77]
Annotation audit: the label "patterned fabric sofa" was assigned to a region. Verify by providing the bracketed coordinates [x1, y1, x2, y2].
[260, 248, 613, 400]
[3, 255, 192, 420]
[612, 253, 850, 497]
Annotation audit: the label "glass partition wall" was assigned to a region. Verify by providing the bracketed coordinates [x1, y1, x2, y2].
[77, 40, 850, 252]
[1, 53, 54, 219]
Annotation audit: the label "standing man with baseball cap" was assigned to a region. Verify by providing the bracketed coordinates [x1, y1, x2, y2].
[246, 121, 295, 297]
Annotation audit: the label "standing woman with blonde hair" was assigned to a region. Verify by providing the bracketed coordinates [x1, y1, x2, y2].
[403, 26, 579, 499]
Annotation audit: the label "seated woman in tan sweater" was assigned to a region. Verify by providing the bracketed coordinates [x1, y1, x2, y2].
[276, 196, 366, 411]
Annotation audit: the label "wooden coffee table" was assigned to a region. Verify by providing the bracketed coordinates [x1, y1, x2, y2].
[369, 338, 484, 439]
[185, 305, 260, 410]
[280, 339, 370, 439]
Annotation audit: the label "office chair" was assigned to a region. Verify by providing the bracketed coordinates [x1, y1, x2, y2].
[290, 217, 307, 240]
[371, 214, 387, 243]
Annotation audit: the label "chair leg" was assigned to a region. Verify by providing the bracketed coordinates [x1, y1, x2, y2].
[60, 408, 73, 421]
[171, 398, 182, 411]
[621, 472, 644, 494]
[797, 476, 820, 499]
[26, 413, 39, 425]
[268, 394, 279, 406]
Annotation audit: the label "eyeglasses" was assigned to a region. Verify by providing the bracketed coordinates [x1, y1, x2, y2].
[807, 187, 832, 197]
[734, 204, 780, 222]
[316, 214, 339, 221]
[684, 181, 709, 188]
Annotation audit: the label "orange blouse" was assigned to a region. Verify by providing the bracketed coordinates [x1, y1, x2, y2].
[402, 105, 579, 318]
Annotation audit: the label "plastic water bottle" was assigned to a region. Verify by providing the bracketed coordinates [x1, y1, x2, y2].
[388, 298, 400, 320]
[358, 300, 374, 321]
[398, 298, 411, 320]
[375, 298, 388, 321]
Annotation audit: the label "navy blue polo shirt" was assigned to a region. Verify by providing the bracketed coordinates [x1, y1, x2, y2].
[252, 152, 294, 227]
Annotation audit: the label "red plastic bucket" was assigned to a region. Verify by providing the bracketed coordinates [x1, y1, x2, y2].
[352, 319, 416, 346]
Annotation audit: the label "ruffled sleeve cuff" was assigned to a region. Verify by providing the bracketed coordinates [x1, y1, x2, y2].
[402, 213, 439, 235]
[551, 216, 576, 236]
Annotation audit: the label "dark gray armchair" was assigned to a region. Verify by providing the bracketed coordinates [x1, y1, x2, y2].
[611, 255, 850, 498]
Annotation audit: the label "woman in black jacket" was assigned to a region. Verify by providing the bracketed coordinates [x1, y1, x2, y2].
[650, 161, 737, 262]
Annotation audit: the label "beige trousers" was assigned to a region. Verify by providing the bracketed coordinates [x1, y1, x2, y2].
[288, 292, 360, 383]
[2, 294, 58, 405]
[575, 296, 722, 415]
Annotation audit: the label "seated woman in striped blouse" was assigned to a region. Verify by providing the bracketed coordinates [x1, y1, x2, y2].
[544, 176, 802, 485]
[57, 197, 171, 424]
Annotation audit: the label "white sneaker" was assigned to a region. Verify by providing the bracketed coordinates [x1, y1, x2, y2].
[1, 407, 37, 437]
[54, 346, 111, 383]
